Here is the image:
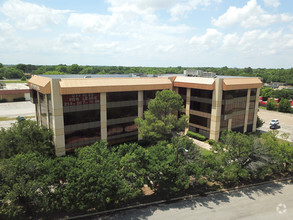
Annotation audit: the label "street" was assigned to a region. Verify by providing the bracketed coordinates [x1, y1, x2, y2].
[99, 179, 293, 220]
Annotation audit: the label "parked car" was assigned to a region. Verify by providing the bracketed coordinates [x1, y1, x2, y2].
[269, 119, 279, 125]
[270, 124, 279, 129]
[16, 116, 25, 121]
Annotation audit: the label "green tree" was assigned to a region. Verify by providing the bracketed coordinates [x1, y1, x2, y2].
[61, 141, 140, 211]
[56, 64, 68, 73]
[146, 141, 189, 197]
[0, 153, 56, 218]
[68, 64, 83, 74]
[278, 98, 292, 113]
[0, 63, 3, 68]
[260, 131, 293, 173]
[212, 131, 270, 185]
[135, 90, 188, 142]
[260, 87, 274, 101]
[80, 66, 93, 74]
[4, 67, 23, 79]
[0, 67, 5, 79]
[256, 116, 264, 128]
[266, 99, 278, 111]
[0, 119, 54, 159]
[16, 63, 27, 72]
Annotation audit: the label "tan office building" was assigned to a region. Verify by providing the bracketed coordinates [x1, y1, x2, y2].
[28, 74, 262, 156]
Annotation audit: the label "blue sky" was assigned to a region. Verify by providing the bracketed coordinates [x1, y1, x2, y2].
[0, 0, 293, 68]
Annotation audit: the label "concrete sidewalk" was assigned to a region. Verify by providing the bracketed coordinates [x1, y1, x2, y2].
[189, 137, 212, 151]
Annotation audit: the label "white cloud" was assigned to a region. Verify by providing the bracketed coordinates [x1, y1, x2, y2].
[170, 0, 222, 20]
[0, 0, 71, 30]
[212, 0, 293, 28]
[68, 13, 114, 33]
[157, 44, 174, 52]
[263, 0, 280, 8]
[189, 28, 223, 47]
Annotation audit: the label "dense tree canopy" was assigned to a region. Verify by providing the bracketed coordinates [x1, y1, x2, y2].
[0, 119, 54, 159]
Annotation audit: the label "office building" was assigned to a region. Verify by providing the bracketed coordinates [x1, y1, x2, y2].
[28, 74, 262, 156]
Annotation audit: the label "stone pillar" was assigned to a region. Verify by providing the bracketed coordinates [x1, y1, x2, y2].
[210, 78, 223, 141]
[252, 88, 261, 132]
[228, 119, 232, 131]
[185, 88, 191, 134]
[35, 104, 39, 125]
[100, 93, 107, 141]
[45, 94, 50, 129]
[37, 91, 42, 126]
[138, 91, 144, 140]
[51, 79, 65, 156]
[174, 87, 178, 93]
[244, 89, 251, 133]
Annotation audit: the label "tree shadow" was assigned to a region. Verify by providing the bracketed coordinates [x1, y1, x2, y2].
[98, 180, 291, 220]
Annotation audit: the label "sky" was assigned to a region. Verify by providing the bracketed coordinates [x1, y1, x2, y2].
[0, 0, 293, 68]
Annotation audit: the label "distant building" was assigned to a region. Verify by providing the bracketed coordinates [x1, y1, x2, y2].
[28, 74, 262, 156]
[184, 69, 216, 78]
[0, 83, 30, 101]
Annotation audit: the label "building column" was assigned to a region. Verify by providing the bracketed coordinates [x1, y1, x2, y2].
[210, 78, 223, 141]
[243, 89, 251, 133]
[185, 88, 191, 134]
[35, 104, 39, 125]
[37, 91, 42, 126]
[51, 79, 65, 156]
[100, 93, 107, 141]
[174, 87, 178, 93]
[138, 91, 144, 140]
[252, 88, 261, 132]
[228, 119, 232, 131]
[45, 94, 50, 129]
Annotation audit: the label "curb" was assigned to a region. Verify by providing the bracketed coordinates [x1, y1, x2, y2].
[65, 176, 293, 219]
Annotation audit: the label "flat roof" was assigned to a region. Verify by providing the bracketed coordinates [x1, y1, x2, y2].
[222, 78, 262, 90]
[174, 76, 215, 90]
[60, 77, 172, 94]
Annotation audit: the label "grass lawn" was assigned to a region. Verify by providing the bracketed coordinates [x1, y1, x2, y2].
[199, 147, 213, 156]
[0, 80, 27, 83]
[0, 116, 35, 121]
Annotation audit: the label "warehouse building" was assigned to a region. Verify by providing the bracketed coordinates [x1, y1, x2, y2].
[28, 74, 262, 156]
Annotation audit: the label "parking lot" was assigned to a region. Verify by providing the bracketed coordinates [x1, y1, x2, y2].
[0, 101, 35, 129]
[258, 108, 293, 142]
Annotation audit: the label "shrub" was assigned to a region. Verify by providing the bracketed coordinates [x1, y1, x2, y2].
[13, 97, 25, 102]
[278, 98, 292, 113]
[21, 76, 27, 81]
[266, 99, 278, 111]
[187, 131, 206, 141]
[208, 139, 217, 145]
[256, 116, 264, 128]
[0, 98, 7, 103]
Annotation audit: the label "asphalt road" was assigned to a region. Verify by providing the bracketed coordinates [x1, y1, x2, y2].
[99, 179, 293, 220]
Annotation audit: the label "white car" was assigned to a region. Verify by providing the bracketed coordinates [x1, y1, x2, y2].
[270, 119, 279, 125]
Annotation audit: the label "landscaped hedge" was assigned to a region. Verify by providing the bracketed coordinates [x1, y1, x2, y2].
[0, 98, 7, 103]
[13, 97, 25, 102]
[187, 131, 206, 141]
[208, 139, 217, 145]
